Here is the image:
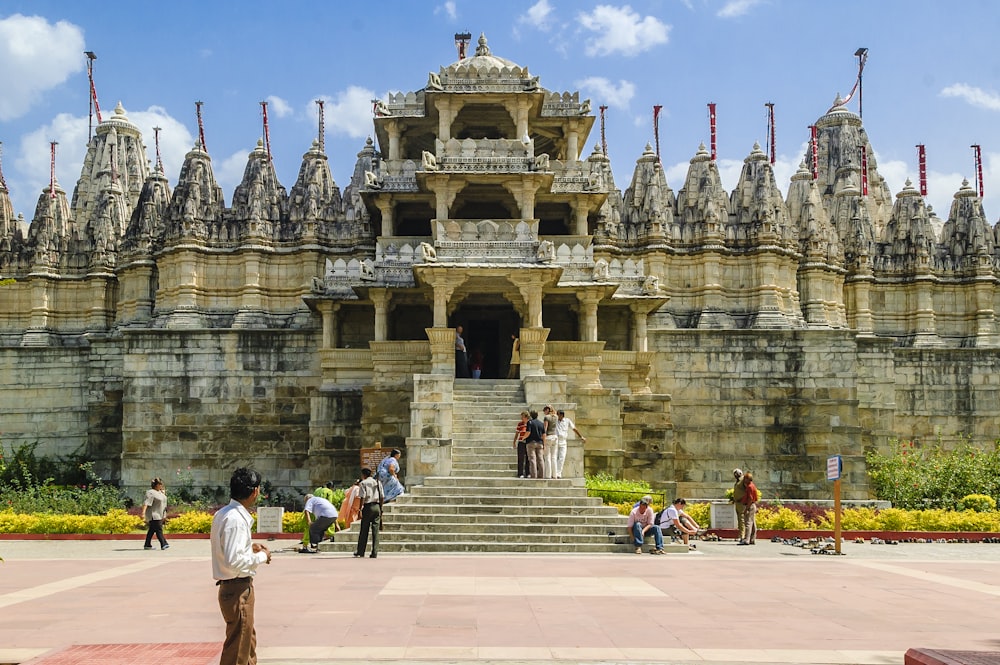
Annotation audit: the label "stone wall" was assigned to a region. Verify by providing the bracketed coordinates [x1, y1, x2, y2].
[120, 329, 320, 497]
[650, 329, 869, 499]
[0, 345, 93, 461]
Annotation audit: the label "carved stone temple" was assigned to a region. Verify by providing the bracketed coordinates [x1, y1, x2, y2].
[1, 34, 999, 500]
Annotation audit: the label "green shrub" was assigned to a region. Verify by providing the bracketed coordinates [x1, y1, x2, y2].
[957, 494, 997, 512]
[866, 437, 1000, 509]
[686, 502, 710, 526]
[585, 473, 656, 505]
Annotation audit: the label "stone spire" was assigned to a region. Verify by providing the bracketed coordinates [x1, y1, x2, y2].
[230, 139, 288, 241]
[0, 147, 17, 255]
[730, 141, 795, 250]
[71, 102, 150, 230]
[787, 161, 841, 265]
[674, 143, 731, 246]
[939, 178, 993, 262]
[288, 139, 343, 237]
[163, 141, 225, 243]
[812, 104, 892, 240]
[877, 179, 936, 272]
[120, 165, 172, 260]
[26, 180, 74, 270]
[620, 143, 674, 244]
[343, 137, 379, 227]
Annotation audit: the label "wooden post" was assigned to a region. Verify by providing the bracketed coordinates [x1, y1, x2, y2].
[834, 477, 842, 554]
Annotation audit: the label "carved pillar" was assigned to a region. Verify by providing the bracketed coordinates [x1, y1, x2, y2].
[435, 97, 453, 142]
[503, 180, 536, 221]
[504, 98, 530, 144]
[372, 198, 393, 237]
[577, 292, 601, 342]
[567, 119, 580, 162]
[317, 301, 339, 349]
[386, 120, 402, 163]
[571, 199, 589, 236]
[519, 326, 549, 377]
[846, 256, 875, 335]
[631, 303, 649, 352]
[426, 178, 463, 222]
[425, 327, 456, 375]
[370, 288, 390, 341]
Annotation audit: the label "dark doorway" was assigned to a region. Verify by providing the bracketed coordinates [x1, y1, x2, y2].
[467, 319, 499, 378]
[451, 301, 520, 379]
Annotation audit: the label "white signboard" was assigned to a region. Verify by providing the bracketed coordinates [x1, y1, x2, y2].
[710, 503, 738, 529]
[256, 506, 285, 534]
[826, 455, 842, 481]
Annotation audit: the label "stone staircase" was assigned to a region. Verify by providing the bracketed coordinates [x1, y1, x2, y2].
[319, 379, 687, 554]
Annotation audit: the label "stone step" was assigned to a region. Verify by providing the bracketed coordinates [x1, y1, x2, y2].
[379, 503, 619, 517]
[415, 476, 582, 488]
[376, 513, 627, 527]
[405, 485, 594, 498]
[388, 496, 604, 508]
[318, 540, 632, 554]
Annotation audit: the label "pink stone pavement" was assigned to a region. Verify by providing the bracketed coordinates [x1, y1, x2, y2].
[0, 537, 998, 664]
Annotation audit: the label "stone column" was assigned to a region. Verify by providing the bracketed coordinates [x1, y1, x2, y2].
[386, 120, 402, 163]
[503, 180, 536, 221]
[518, 326, 549, 377]
[566, 119, 580, 162]
[426, 178, 464, 223]
[370, 288, 390, 341]
[435, 97, 453, 142]
[629, 301, 663, 352]
[571, 200, 589, 236]
[425, 327, 456, 375]
[375, 198, 393, 237]
[318, 301, 339, 349]
[577, 292, 601, 342]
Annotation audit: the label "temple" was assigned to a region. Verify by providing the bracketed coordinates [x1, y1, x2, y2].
[1, 34, 999, 500]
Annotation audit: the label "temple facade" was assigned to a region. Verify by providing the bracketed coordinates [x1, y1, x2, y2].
[1, 35, 999, 500]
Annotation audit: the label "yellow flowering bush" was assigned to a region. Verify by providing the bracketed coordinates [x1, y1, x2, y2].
[0, 509, 141, 534]
[164, 511, 214, 534]
[755, 506, 809, 530]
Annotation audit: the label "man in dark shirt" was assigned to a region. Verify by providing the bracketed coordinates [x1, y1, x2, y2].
[524, 409, 546, 479]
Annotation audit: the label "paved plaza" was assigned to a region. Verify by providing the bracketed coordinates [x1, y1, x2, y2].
[0, 536, 998, 664]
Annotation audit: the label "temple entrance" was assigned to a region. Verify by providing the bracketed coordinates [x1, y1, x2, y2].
[450, 300, 520, 379]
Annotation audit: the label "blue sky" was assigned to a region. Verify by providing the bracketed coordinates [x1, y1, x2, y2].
[2, 0, 1000, 224]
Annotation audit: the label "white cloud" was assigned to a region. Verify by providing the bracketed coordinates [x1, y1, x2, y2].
[12, 105, 196, 215]
[576, 77, 636, 109]
[577, 5, 670, 57]
[14, 113, 89, 212]
[215, 148, 253, 201]
[0, 14, 85, 121]
[313, 86, 377, 139]
[939, 83, 1000, 112]
[435, 1, 457, 20]
[716, 0, 766, 19]
[266, 95, 294, 119]
[127, 106, 195, 180]
[519, 0, 555, 31]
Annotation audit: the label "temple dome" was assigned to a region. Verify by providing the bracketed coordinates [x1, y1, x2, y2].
[445, 33, 519, 72]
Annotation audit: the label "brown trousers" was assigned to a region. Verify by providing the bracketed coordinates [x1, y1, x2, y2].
[217, 577, 256, 665]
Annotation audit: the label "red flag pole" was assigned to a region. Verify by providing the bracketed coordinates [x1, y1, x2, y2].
[708, 103, 717, 161]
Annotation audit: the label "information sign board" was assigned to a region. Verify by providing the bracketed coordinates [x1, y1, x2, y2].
[826, 455, 842, 481]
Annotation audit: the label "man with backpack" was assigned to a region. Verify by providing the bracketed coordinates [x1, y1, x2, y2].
[657, 498, 705, 550]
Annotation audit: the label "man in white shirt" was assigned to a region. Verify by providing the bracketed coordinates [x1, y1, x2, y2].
[211, 467, 271, 665]
[302, 493, 338, 552]
[658, 497, 704, 550]
[354, 467, 383, 558]
[554, 410, 585, 479]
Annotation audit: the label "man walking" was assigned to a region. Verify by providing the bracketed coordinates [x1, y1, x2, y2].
[354, 467, 383, 558]
[211, 467, 271, 665]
